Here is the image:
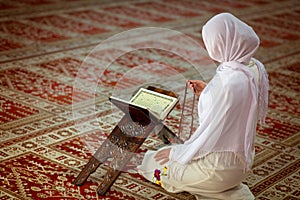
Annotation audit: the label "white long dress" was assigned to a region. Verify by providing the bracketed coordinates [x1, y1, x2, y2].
[137, 63, 259, 200]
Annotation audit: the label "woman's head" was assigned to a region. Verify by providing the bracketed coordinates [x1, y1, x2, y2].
[202, 13, 260, 64]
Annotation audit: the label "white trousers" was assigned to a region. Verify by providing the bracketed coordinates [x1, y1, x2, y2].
[137, 150, 255, 200]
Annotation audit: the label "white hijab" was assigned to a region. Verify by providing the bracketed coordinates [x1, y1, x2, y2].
[169, 13, 269, 179]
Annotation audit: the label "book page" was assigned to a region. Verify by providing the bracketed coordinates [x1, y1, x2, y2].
[130, 88, 177, 119]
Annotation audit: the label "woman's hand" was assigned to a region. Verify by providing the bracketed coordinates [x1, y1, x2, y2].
[154, 148, 171, 165]
[187, 80, 207, 96]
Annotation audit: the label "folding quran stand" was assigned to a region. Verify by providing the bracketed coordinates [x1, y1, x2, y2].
[73, 86, 183, 195]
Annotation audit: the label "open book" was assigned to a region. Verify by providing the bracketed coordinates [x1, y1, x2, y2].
[109, 88, 178, 121]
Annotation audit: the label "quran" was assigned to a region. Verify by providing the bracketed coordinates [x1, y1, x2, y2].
[109, 88, 178, 120]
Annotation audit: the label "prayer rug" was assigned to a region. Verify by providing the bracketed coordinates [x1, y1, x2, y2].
[0, 0, 299, 199]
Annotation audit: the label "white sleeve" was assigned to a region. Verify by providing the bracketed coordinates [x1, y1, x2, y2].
[170, 73, 228, 164]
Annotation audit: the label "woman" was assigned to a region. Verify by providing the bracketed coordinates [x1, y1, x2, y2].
[137, 13, 268, 200]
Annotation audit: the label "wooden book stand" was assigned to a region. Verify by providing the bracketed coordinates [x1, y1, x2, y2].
[73, 86, 183, 195]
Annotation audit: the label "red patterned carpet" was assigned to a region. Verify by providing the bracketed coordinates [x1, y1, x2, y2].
[0, 0, 299, 199]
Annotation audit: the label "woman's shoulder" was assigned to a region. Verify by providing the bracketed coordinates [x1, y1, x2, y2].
[218, 69, 248, 87]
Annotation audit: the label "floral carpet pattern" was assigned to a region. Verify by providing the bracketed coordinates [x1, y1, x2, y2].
[0, 0, 299, 199]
